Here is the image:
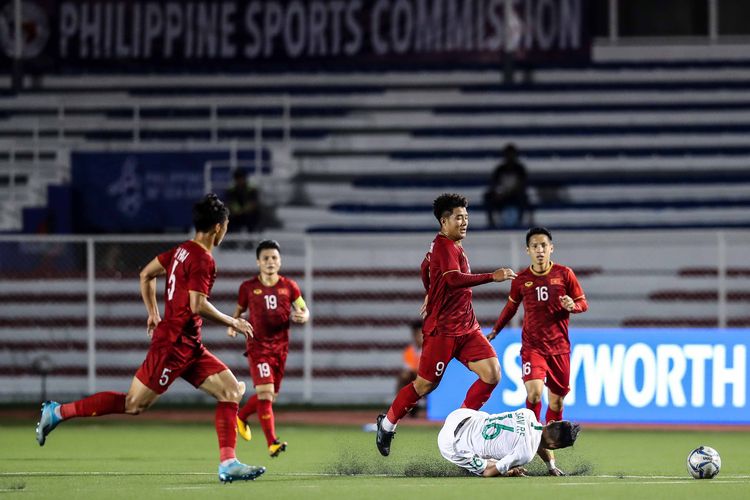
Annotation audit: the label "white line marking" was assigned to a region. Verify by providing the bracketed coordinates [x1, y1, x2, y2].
[2, 471, 749, 480]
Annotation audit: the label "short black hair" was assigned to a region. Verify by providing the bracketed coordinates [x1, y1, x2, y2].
[410, 320, 423, 331]
[526, 227, 552, 246]
[545, 421, 581, 449]
[433, 193, 468, 222]
[256, 239, 281, 259]
[193, 193, 229, 232]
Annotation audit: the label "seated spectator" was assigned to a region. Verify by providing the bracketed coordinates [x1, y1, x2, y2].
[483, 143, 531, 228]
[226, 169, 262, 233]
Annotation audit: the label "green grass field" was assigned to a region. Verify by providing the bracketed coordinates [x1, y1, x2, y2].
[1, 418, 748, 499]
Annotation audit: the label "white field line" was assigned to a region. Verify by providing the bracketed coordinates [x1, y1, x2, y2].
[1, 471, 750, 480]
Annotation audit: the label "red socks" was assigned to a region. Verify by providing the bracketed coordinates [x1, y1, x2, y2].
[238, 394, 258, 422]
[215, 402, 238, 462]
[526, 399, 542, 421]
[59, 392, 126, 419]
[257, 399, 277, 446]
[386, 383, 421, 424]
[461, 380, 497, 410]
[545, 407, 563, 423]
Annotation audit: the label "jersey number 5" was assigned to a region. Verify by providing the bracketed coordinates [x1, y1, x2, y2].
[167, 261, 179, 301]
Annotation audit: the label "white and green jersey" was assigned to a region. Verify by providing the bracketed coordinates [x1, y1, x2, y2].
[437, 408, 543, 476]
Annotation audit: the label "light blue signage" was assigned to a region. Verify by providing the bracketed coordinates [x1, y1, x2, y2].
[427, 329, 748, 424]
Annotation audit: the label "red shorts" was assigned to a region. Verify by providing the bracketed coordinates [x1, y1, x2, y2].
[418, 329, 497, 383]
[247, 350, 288, 393]
[135, 339, 228, 394]
[520, 348, 570, 397]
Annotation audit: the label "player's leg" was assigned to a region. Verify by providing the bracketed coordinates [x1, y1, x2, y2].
[236, 354, 260, 441]
[190, 352, 265, 483]
[520, 348, 549, 421]
[376, 336, 453, 456]
[460, 330, 500, 410]
[36, 348, 167, 446]
[541, 353, 570, 476]
[543, 353, 571, 423]
[265, 361, 287, 457]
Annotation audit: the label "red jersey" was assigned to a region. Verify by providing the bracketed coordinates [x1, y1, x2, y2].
[154, 240, 216, 344]
[422, 234, 491, 337]
[238, 275, 301, 355]
[498, 263, 586, 355]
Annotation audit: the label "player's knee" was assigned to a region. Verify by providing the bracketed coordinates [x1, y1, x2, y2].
[413, 378, 435, 396]
[219, 382, 244, 403]
[257, 391, 274, 401]
[483, 368, 501, 385]
[526, 392, 542, 404]
[124, 396, 149, 415]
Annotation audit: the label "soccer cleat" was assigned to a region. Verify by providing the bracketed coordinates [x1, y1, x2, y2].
[375, 413, 395, 457]
[218, 460, 266, 483]
[236, 416, 252, 442]
[268, 440, 287, 457]
[35, 401, 62, 447]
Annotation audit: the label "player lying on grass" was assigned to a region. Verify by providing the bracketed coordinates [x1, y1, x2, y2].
[438, 407, 580, 477]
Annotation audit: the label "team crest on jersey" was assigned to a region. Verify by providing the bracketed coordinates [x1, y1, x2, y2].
[278, 288, 289, 296]
[551, 278, 563, 285]
[253, 288, 263, 295]
[525, 281, 534, 287]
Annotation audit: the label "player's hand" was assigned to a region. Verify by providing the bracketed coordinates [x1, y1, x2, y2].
[227, 326, 237, 338]
[419, 295, 428, 318]
[486, 329, 499, 341]
[560, 295, 576, 312]
[548, 467, 566, 476]
[232, 317, 254, 339]
[504, 466, 527, 477]
[146, 313, 161, 338]
[291, 307, 309, 324]
[492, 268, 517, 282]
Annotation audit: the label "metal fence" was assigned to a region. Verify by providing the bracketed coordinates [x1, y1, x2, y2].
[1, 229, 748, 404]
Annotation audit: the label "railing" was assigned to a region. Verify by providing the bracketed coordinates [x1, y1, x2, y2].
[0, 230, 748, 404]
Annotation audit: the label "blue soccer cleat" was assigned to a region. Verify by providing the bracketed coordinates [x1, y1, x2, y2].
[218, 460, 266, 483]
[35, 401, 62, 447]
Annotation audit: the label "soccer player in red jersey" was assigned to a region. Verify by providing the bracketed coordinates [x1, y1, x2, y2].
[35, 194, 266, 483]
[229, 239, 309, 458]
[375, 193, 517, 456]
[488, 227, 588, 476]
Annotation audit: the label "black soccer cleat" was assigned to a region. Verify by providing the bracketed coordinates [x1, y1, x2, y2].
[375, 413, 395, 457]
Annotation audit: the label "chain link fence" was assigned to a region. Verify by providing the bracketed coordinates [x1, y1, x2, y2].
[1, 230, 749, 404]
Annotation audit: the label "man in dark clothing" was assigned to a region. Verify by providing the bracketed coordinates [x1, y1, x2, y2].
[483, 144, 530, 228]
[226, 170, 262, 233]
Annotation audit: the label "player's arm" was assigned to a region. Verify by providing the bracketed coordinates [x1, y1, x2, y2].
[482, 458, 527, 478]
[227, 303, 247, 338]
[291, 296, 310, 324]
[190, 291, 254, 339]
[560, 268, 588, 313]
[139, 257, 166, 338]
[487, 298, 520, 341]
[443, 267, 516, 289]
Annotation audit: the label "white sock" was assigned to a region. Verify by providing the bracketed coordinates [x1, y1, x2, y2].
[220, 459, 237, 467]
[545, 459, 556, 470]
[54, 406, 62, 419]
[381, 416, 397, 432]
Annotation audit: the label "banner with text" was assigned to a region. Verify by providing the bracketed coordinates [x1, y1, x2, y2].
[427, 328, 749, 425]
[71, 150, 268, 232]
[0, 0, 590, 72]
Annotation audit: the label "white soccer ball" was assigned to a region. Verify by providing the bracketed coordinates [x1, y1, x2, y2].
[686, 446, 721, 479]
